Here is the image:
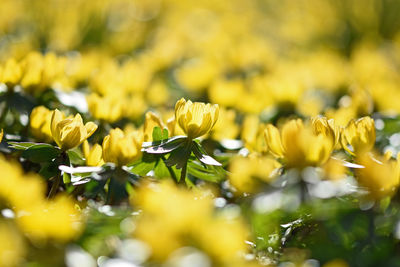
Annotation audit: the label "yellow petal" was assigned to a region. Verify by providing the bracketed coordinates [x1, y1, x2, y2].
[264, 124, 284, 158]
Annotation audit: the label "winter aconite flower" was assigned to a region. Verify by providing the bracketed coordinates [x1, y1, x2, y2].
[29, 106, 54, 142]
[102, 128, 143, 166]
[174, 98, 219, 139]
[50, 109, 98, 151]
[82, 140, 104, 167]
[341, 116, 375, 155]
[264, 119, 334, 168]
[356, 152, 400, 200]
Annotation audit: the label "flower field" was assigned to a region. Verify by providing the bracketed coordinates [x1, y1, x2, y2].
[1, 0, 400, 266]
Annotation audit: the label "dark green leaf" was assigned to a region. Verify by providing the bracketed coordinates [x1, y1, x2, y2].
[39, 161, 59, 179]
[187, 161, 225, 182]
[67, 149, 85, 165]
[8, 141, 40, 150]
[192, 141, 222, 166]
[164, 144, 192, 169]
[21, 144, 61, 163]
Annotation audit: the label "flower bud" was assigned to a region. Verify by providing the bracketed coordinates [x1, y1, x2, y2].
[29, 106, 54, 142]
[50, 109, 97, 151]
[341, 116, 375, 155]
[82, 140, 104, 167]
[102, 128, 143, 166]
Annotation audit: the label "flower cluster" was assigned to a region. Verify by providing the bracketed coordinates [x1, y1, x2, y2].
[1, 0, 400, 266]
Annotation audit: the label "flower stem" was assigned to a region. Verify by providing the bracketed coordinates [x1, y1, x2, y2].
[180, 161, 187, 184]
[161, 155, 178, 183]
[47, 173, 61, 199]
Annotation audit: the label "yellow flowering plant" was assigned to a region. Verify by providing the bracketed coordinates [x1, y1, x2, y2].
[2, 0, 400, 266]
[143, 98, 222, 184]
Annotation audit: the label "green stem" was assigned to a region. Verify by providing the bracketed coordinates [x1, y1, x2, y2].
[161, 156, 178, 183]
[47, 173, 61, 199]
[180, 161, 187, 185]
[0, 96, 9, 128]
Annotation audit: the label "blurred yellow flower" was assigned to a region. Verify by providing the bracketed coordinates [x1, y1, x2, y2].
[133, 181, 249, 264]
[143, 111, 166, 142]
[1, 58, 21, 88]
[50, 109, 98, 151]
[0, 129, 3, 143]
[311, 116, 340, 146]
[229, 155, 281, 194]
[102, 128, 143, 166]
[146, 79, 170, 106]
[341, 116, 375, 155]
[0, 222, 25, 267]
[265, 119, 334, 168]
[174, 98, 219, 139]
[82, 140, 104, 167]
[356, 152, 400, 200]
[322, 158, 347, 181]
[241, 115, 268, 153]
[175, 57, 218, 93]
[29, 105, 54, 142]
[208, 78, 245, 107]
[211, 108, 239, 141]
[17, 195, 82, 242]
[0, 157, 81, 242]
[87, 93, 123, 123]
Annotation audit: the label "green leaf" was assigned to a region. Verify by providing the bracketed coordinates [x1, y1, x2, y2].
[152, 126, 163, 141]
[63, 172, 71, 184]
[67, 149, 85, 165]
[154, 159, 180, 179]
[192, 141, 222, 166]
[21, 144, 61, 163]
[144, 136, 188, 154]
[129, 161, 156, 176]
[8, 141, 41, 150]
[39, 162, 59, 179]
[151, 126, 168, 142]
[187, 161, 226, 182]
[164, 143, 192, 169]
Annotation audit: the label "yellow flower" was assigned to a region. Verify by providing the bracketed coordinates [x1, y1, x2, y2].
[50, 109, 98, 151]
[356, 152, 399, 200]
[1, 58, 22, 88]
[211, 108, 239, 141]
[0, 129, 3, 143]
[0, 222, 26, 267]
[208, 78, 245, 107]
[29, 106, 54, 142]
[174, 98, 219, 139]
[102, 128, 143, 166]
[143, 111, 166, 142]
[322, 158, 347, 181]
[17, 195, 82, 242]
[264, 119, 334, 168]
[311, 116, 340, 146]
[145, 79, 170, 106]
[341, 116, 375, 155]
[132, 180, 248, 263]
[82, 140, 104, 167]
[87, 93, 123, 123]
[229, 155, 281, 194]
